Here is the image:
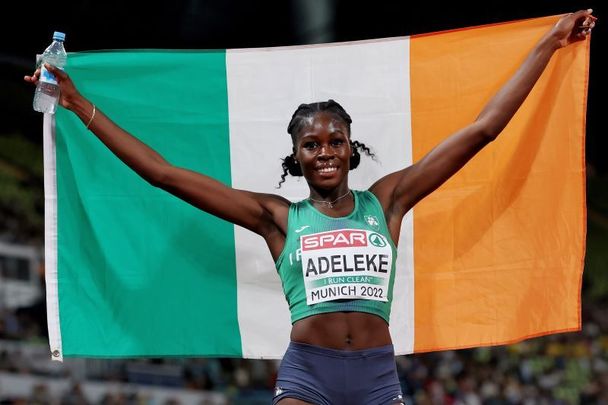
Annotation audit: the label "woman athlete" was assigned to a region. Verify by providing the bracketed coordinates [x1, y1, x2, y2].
[26, 9, 595, 405]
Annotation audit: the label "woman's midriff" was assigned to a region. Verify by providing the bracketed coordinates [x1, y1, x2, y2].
[290, 312, 392, 350]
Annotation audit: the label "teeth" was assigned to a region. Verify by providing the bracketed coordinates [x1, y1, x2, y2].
[319, 167, 337, 173]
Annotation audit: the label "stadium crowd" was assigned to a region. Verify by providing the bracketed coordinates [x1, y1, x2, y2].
[1, 295, 607, 404]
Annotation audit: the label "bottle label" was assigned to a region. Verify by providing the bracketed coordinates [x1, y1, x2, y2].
[40, 65, 58, 85]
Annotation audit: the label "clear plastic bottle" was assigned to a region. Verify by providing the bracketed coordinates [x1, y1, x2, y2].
[33, 31, 67, 114]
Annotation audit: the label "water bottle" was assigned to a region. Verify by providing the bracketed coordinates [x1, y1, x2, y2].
[33, 31, 67, 114]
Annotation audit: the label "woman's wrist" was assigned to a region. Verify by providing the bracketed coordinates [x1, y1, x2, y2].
[68, 96, 95, 127]
[538, 31, 562, 54]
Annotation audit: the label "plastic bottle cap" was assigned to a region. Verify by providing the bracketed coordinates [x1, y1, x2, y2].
[53, 31, 66, 41]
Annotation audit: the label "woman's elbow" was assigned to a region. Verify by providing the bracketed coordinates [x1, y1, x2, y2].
[475, 119, 504, 142]
[144, 164, 170, 188]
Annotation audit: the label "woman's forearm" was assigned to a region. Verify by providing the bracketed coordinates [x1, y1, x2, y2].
[69, 95, 169, 185]
[476, 33, 560, 138]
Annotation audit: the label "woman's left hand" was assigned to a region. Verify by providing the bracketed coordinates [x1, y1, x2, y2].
[550, 9, 596, 48]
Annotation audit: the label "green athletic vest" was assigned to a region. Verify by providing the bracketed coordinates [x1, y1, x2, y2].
[275, 190, 398, 324]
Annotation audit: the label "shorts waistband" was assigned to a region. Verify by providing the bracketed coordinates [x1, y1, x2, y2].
[287, 341, 394, 359]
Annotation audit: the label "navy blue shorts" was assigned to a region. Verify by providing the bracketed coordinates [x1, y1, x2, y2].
[273, 341, 405, 405]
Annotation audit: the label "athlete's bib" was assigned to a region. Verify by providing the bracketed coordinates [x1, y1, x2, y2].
[300, 229, 393, 305]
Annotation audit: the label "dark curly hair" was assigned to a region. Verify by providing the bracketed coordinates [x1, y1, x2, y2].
[278, 100, 376, 187]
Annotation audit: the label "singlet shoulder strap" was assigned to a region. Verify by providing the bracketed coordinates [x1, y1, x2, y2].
[356, 190, 384, 212]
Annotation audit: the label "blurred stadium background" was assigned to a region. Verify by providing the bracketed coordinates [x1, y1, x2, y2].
[1, 1, 606, 403]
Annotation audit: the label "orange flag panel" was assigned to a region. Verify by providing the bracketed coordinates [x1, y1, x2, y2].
[410, 16, 588, 352]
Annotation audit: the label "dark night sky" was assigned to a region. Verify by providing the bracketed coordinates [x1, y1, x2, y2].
[2, 0, 604, 171]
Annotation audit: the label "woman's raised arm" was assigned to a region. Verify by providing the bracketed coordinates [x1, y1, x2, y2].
[371, 9, 596, 222]
[25, 65, 289, 242]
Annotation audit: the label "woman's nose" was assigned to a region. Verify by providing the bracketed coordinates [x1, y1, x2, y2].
[318, 144, 334, 158]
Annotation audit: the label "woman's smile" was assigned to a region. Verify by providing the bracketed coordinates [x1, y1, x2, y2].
[316, 164, 339, 174]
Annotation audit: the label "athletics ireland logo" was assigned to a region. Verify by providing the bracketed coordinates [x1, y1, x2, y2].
[365, 215, 379, 229]
[368, 232, 387, 247]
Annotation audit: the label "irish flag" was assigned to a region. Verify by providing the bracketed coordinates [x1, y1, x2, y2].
[44, 15, 588, 361]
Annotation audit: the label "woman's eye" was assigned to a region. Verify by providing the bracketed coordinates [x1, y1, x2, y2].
[303, 142, 318, 150]
[331, 139, 344, 146]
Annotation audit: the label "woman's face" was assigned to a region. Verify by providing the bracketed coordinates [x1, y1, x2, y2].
[294, 111, 352, 190]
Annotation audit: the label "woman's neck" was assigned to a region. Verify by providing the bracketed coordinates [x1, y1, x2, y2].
[308, 183, 351, 202]
[308, 185, 352, 210]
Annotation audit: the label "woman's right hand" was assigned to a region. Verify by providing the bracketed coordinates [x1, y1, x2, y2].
[548, 9, 596, 49]
[24, 63, 82, 110]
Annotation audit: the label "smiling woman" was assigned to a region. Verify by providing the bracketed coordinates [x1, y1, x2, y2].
[24, 8, 595, 405]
